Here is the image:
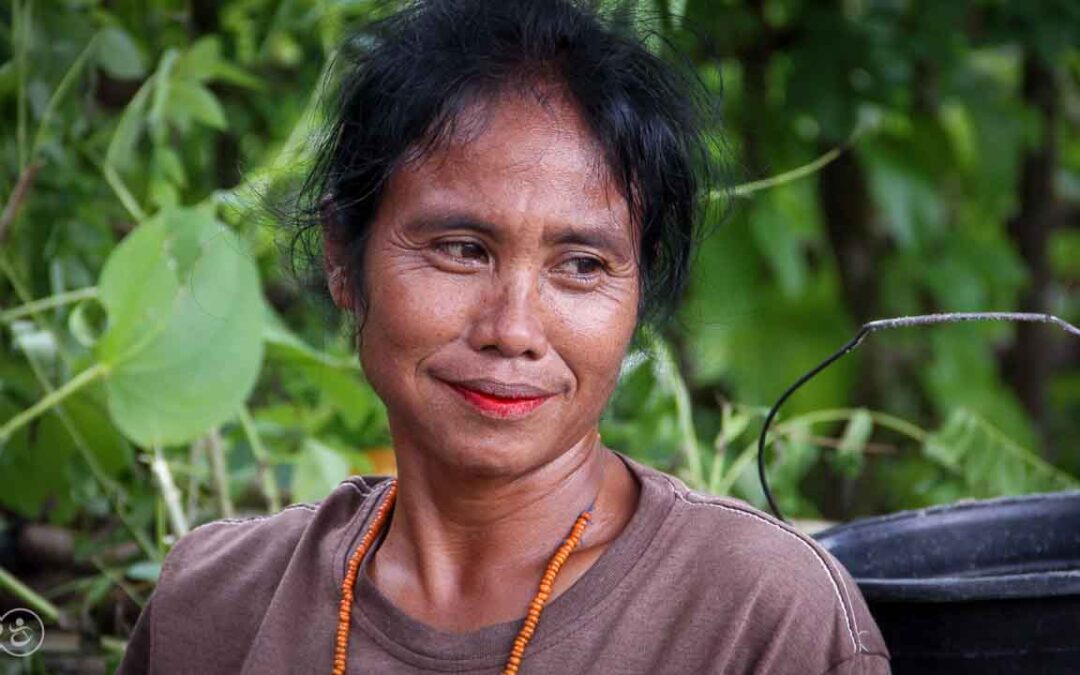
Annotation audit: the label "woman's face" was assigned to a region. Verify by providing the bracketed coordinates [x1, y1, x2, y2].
[344, 91, 640, 478]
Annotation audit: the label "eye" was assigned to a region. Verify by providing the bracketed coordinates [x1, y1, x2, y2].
[434, 240, 489, 265]
[553, 256, 606, 284]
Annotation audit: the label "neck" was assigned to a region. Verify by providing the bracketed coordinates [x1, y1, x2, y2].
[366, 430, 637, 629]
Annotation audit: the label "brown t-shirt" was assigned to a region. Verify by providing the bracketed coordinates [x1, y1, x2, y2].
[116, 453, 890, 674]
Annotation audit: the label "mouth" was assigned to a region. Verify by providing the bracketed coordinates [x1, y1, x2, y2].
[438, 378, 557, 420]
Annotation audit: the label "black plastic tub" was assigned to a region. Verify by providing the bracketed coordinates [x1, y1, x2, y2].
[814, 491, 1080, 674]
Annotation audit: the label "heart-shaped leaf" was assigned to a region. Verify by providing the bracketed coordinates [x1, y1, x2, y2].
[96, 206, 264, 446]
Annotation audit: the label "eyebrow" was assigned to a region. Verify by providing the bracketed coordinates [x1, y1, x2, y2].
[405, 214, 500, 240]
[543, 226, 628, 256]
[404, 212, 631, 256]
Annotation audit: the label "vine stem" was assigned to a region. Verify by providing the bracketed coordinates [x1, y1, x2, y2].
[103, 164, 147, 222]
[0, 362, 107, 445]
[0, 565, 61, 623]
[150, 444, 189, 538]
[237, 406, 282, 512]
[206, 427, 235, 518]
[785, 408, 928, 443]
[718, 123, 869, 200]
[0, 286, 98, 323]
[728, 143, 848, 198]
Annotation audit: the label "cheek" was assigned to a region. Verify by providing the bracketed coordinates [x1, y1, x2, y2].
[546, 281, 638, 394]
[358, 256, 476, 375]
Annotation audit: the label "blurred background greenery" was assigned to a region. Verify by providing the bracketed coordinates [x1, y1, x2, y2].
[0, 0, 1078, 671]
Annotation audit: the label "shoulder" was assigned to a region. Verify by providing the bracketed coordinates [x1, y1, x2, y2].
[163, 502, 318, 579]
[143, 476, 394, 665]
[132, 475, 395, 671]
[158, 475, 393, 594]
[625, 457, 890, 671]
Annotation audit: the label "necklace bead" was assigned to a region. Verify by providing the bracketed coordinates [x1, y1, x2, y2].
[331, 479, 593, 675]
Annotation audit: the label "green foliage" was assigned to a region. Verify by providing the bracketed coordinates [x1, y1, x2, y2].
[924, 409, 1080, 497]
[97, 206, 264, 447]
[833, 409, 873, 478]
[0, 0, 1078, 664]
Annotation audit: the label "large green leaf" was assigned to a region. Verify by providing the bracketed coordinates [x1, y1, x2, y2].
[96, 216, 179, 362]
[96, 206, 264, 446]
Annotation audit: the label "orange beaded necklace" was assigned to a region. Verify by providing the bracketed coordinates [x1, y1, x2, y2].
[332, 479, 595, 675]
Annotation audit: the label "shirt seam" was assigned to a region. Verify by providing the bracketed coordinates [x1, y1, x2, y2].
[183, 501, 321, 530]
[671, 489, 864, 654]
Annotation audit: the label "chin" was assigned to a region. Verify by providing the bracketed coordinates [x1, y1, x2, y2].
[429, 433, 550, 480]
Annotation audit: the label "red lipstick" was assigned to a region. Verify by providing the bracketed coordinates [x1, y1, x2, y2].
[445, 381, 554, 419]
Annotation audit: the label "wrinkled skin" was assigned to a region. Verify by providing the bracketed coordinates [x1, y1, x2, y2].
[325, 88, 642, 632]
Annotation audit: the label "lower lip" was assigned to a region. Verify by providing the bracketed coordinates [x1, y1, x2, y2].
[446, 383, 553, 419]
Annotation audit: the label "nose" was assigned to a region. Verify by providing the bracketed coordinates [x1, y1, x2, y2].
[467, 270, 549, 360]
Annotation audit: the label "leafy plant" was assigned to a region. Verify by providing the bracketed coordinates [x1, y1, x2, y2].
[0, 1, 1077, 670]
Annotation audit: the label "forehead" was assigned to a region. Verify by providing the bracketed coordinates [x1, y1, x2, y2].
[379, 91, 632, 236]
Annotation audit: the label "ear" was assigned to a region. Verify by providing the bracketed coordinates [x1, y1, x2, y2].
[321, 198, 354, 312]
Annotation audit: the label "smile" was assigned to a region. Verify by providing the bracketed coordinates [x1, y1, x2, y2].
[442, 380, 555, 419]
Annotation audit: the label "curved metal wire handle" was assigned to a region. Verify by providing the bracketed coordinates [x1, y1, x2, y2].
[756, 312, 1080, 523]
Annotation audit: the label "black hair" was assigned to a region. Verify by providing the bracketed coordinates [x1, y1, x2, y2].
[288, 0, 724, 340]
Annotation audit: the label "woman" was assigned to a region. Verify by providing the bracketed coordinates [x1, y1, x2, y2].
[118, 1, 889, 673]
